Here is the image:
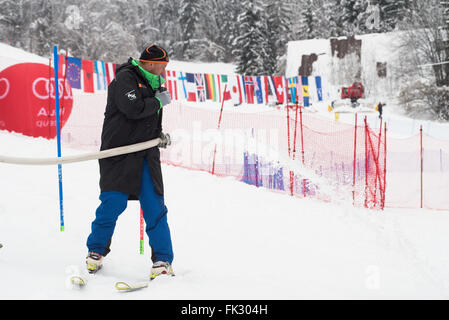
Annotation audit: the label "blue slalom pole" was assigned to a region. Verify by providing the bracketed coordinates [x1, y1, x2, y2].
[53, 45, 64, 231]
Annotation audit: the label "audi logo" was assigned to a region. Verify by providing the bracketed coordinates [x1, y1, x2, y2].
[32, 77, 73, 100]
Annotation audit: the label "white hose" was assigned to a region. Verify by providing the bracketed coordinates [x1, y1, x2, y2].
[0, 138, 162, 166]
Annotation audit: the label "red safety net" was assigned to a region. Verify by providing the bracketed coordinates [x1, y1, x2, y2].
[160, 103, 386, 209]
[60, 97, 447, 211]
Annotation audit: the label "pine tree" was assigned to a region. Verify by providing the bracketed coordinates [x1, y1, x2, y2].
[338, 0, 368, 35]
[0, 0, 33, 50]
[178, 0, 202, 60]
[29, 0, 66, 57]
[200, 0, 240, 62]
[265, 0, 293, 74]
[153, 0, 182, 59]
[298, 0, 316, 39]
[378, 0, 411, 31]
[444, 0, 449, 27]
[295, 0, 340, 40]
[234, 0, 268, 75]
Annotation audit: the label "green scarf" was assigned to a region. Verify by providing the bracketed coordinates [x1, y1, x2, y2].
[131, 59, 165, 90]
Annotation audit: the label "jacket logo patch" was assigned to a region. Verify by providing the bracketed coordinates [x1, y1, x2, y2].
[125, 90, 137, 101]
[138, 83, 147, 88]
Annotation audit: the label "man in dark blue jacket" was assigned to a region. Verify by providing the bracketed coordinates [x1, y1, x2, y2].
[86, 44, 174, 280]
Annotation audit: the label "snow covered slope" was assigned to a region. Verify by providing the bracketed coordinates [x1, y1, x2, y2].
[1, 132, 449, 299]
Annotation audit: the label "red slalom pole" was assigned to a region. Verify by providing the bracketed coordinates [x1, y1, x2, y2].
[211, 85, 227, 175]
[373, 119, 383, 206]
[286, 105, 291, 158]
[383, 122, 387, 210]
[353, 113, 358, 205]
[290, 104, 299, 196]
[364, 117, 368, 208]
[299, 106, 306, 197]
[299, 105, 305, 166]
[292, 105, 299, 161]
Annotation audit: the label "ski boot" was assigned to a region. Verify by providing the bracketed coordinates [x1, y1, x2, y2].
[150, 261, 174, 280]
[86, 252, 103, 274]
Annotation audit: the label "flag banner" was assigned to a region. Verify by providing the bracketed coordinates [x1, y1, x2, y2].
[315, 76, 323, 101]
[55, 54, 66, 75]
[308, 76, 318, 105]
[185, 72, 197, 102]
[302, 76, 310, 107]
[211, 74, 217, 102]
[60, 55, 66, 75]
[254, 77, 263, 104]
[105, 62, 115, 86]
[205, 74, 217, 101]
[267, 76, 276, 99]
[239, 75, 246, 104]
[82, 59, 94, 93]
[244, 76, 254, 104]
[166, 70, 178, 100]
[262, 76, 269, 104]
[94, 61, 106, 91]
[101, 61, 107, 89]
[94, 61, 100, 91]
[52, 53, 326, 105]
[228, 75, 242, 105]
[66, 57, 82, 90]
[178, 72, 188, 99]
[285, 78, 290, 104]
[105, 63, 111, 86]
[204, 74, 211, 100]
[215, 74, 222, 102]
[220, 75, 231, 101]
[195, 73, 206, 103]
[296, 76, 303, 104]
[288, 77, 298, 104]
[255, 76, 267, 104]
[271, 76, 285, 104]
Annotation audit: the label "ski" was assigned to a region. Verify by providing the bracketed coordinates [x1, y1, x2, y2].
[115, 281, 149, 292]
[70, 275, 88, 288]
[115, 272, 175, 292]
[69, 267, 99, 288]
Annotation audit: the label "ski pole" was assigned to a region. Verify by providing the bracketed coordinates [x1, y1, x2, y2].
[53, 45, 64, 232]
[140, 208, 144, 255]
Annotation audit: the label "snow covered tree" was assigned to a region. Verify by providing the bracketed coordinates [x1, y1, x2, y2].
[153, 0, 182, 59]
[397, 0, 449, 120]
[338, 0, 368, 35]
[234, 0, 269, 75]
[293, 0, 341, 40]
[298, 0, 318, 39]
[178, 0, 202, 60]
[377, 0, 410, 31]
[265, 0, 293, 75]
[198, 0, 240, 62]
[0, 0, 33, 50]
[443, 0, 449, 28]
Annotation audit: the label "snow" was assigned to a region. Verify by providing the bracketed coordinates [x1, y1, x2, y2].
[1, 131, 449, 299]
[0, 42, 48, 68]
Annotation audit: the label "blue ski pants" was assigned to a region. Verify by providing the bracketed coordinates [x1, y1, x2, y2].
[86, 159, 173, 264]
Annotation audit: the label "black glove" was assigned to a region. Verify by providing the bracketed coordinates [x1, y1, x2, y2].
[158, 132, 171, 149]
